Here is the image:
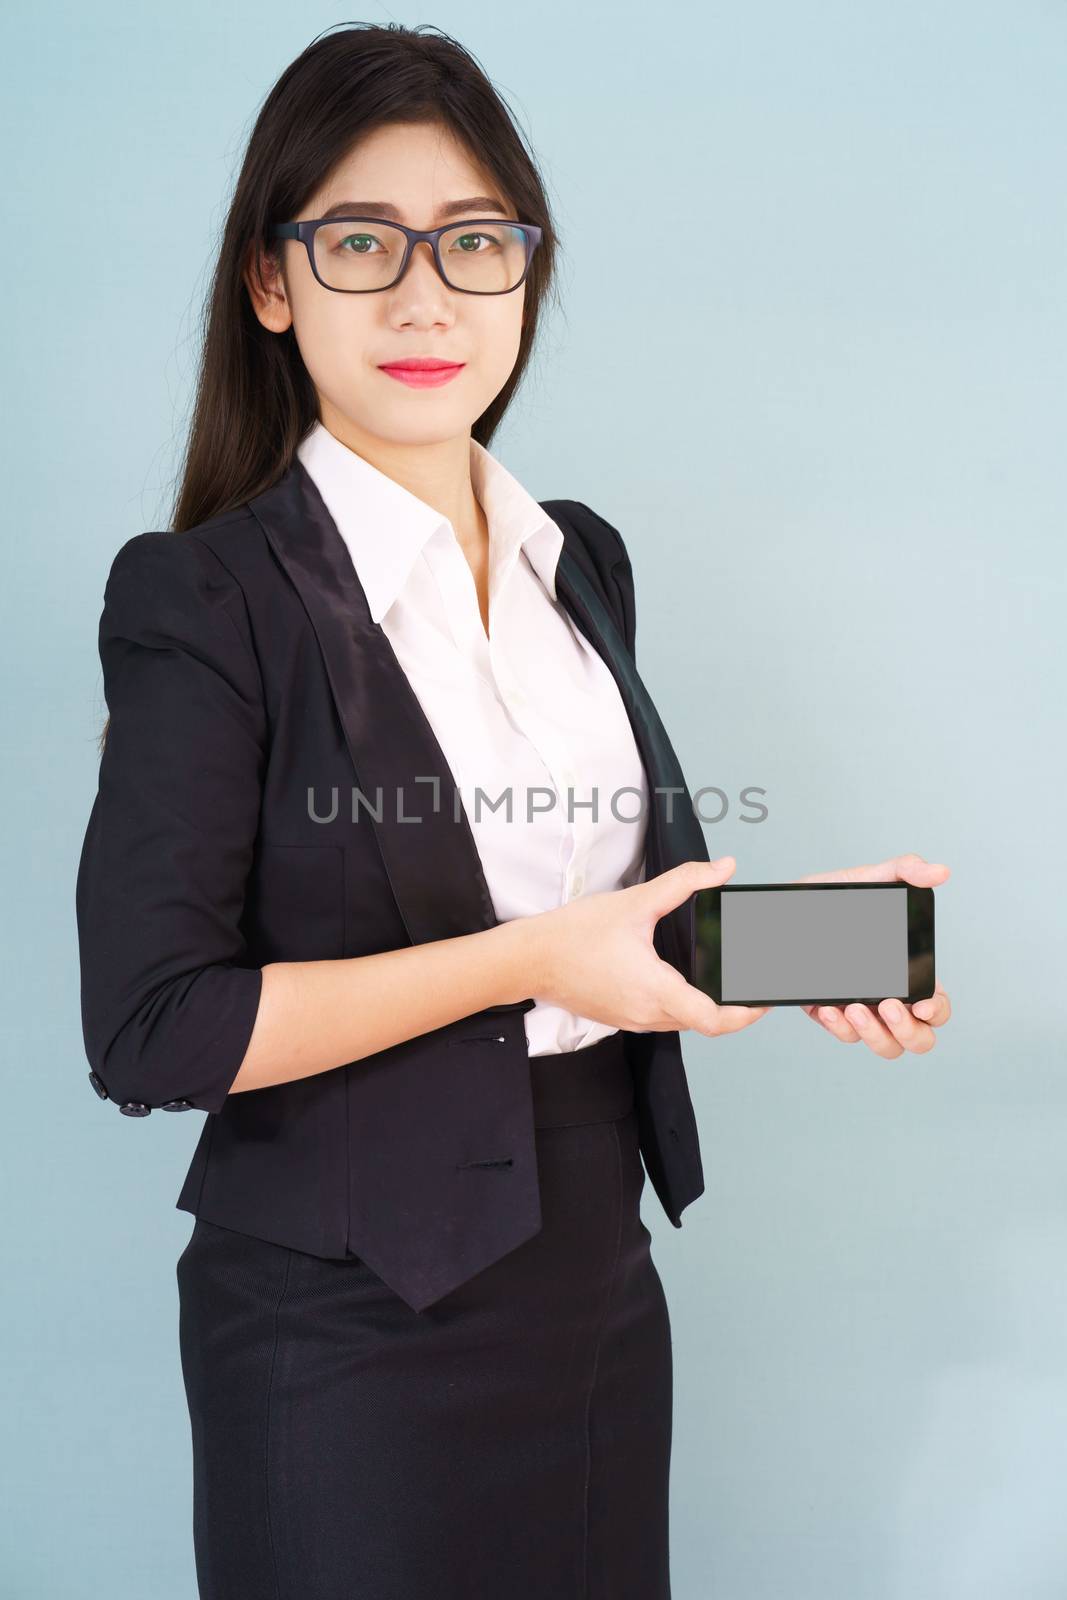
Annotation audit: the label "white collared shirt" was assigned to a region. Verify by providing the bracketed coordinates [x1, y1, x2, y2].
[296, 420, 649, 1054]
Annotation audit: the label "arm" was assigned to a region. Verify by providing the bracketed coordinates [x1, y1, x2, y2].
[241, 922, 536, 1094]
[76, 532, 542, 1115]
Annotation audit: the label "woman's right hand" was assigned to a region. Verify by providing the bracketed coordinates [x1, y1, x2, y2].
[525, 858, 772, 1037]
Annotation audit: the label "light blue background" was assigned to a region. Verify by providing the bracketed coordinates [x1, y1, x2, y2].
[3, 3, 1064, 1596]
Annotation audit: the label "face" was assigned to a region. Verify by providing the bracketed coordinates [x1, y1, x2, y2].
[246, 120, 527, 451]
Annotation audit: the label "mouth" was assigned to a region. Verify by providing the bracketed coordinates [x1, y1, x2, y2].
[377, 359, 466, 390]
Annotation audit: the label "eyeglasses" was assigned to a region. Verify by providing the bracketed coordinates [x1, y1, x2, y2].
[268, 216, 543, 295]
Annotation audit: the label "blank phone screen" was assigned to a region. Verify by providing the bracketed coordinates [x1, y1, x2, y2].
[721, 887, 910, 1002]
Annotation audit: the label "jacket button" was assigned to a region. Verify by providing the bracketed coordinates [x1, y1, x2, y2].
[161, 1099, 194, 1112]
[119, 1101, 151, 1117]
[87, 1070, 108, 1100]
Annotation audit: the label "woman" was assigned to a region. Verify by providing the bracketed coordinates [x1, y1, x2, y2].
[75, 23, 952, 1598]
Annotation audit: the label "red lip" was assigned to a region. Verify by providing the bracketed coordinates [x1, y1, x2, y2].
[378, 358, 465, 371]
[378, 359, 465, 389]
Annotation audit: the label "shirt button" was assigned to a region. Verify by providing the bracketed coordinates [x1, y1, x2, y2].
[572, 874, 584, 895]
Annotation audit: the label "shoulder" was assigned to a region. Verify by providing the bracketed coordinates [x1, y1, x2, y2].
[102, 504, 267, 625]
[105, 507, 259, 595]
[545, 497, 630, 569]
[544, 497, 636, 659]
[99, 516, 264, 682]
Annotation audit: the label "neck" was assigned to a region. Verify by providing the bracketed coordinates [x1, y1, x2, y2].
[317, 404, 482, 547]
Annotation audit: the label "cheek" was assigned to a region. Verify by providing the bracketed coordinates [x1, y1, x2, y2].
[477, 303, 524, 384]
[290, 291, 374, 390]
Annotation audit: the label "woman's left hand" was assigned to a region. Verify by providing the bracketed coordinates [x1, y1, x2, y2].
[795, 853, 952, 1058]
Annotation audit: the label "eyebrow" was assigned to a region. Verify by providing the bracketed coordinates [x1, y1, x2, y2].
[317, 197, 511, 223]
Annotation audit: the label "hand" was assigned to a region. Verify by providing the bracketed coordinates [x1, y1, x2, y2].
[528, 857, 772, 1038]
[795, 852, 952, 1058]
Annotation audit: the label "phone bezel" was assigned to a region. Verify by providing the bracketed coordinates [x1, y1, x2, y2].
[689, 882, 936, 1007]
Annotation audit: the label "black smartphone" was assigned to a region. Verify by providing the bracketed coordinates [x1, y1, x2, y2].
[690, 882, 935, 1007]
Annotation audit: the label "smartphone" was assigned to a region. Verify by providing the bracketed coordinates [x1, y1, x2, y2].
[690, 882, 935, 1007]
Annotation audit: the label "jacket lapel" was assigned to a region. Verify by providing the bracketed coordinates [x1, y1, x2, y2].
[247, 460, 705, 977]
[249, 459, 498, 948]
[551, 526, 710, 977]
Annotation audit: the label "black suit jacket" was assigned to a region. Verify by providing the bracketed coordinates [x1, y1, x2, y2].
[76, 458, 709, 1311]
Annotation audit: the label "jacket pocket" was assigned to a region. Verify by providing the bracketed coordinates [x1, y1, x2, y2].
[244, 843, 346, 963]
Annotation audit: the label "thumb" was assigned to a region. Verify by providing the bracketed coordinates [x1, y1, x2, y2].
[640, 856, 737, 918]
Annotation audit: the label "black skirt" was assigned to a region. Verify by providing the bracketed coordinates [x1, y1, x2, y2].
[176, 1030, 673, 1599]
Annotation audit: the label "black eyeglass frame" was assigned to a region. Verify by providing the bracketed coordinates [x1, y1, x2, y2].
[268, 216, 544, 296]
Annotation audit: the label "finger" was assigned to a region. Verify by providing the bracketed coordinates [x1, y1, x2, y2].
[813, 1005, 862, 1043]
[843, 1004, 904, 1059]
[660, 971, 770, 1036]
[876, 998, 936, 1053]
[798, 858, 900, 885]
[643, 856, 737, 919]
[799, 854, 951, 887]
[708, 1003, 772, 1035]
[670, 997, 772, 1037]
[911, 980, 951, 1027]
[888, 853, 951, 887]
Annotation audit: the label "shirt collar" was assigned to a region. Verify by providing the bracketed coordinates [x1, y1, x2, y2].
[296, 419, 564, 624]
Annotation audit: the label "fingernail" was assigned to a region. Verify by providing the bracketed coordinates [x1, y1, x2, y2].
[822, 1007, 838, 1022]
[884, 1001, 902, 1021]
[850, 1007, 867, 1027]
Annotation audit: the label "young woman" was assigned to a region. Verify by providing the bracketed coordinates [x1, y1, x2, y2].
[75, 23, 952, 1598]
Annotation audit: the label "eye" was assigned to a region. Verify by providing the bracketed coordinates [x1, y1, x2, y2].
[336, 232, 386, 255]
[449, 231, 498, 254]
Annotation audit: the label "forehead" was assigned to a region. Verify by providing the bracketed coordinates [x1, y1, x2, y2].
[312, 121, 508, 220]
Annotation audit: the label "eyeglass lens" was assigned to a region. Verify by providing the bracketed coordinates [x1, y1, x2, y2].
[312, 220, 530, 292]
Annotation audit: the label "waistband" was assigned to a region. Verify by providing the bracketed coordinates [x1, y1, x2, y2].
[529, 1030, 634, 1129]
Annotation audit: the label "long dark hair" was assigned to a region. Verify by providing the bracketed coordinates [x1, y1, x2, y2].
[98, 22, 560, 751]
[173, 22, 560, 531]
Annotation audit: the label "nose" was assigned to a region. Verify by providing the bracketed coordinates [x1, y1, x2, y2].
[387, 239, 454, 324]
[401, 237, 445, 287]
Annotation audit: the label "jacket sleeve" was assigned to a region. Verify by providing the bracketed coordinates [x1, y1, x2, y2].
[76, 531, 267, 1117]
[573, 500, 637, 661]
